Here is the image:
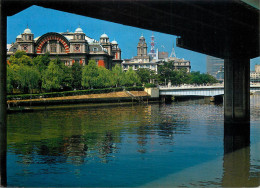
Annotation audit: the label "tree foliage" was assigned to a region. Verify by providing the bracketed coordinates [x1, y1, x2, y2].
[9, 50, 33, 66]
[82, 60, 100, 89]
[42, 60, 63, 91]
[71, 62, 82, 89]
[111, 64, 125, 87]
[124, 67, 140, 86]
[7, 50, 218, 94]
[17, 65, 40, 93]
[158, 62, 218, 85]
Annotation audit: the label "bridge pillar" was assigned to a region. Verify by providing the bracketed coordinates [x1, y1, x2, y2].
[224, 58, 250, 153]
[0, 0, 7, 186]
[224, 58, 250, 123]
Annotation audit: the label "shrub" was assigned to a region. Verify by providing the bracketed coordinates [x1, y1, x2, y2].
[144, 83, 157, 88]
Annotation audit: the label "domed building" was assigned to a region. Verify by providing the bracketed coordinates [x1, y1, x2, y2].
[7, 26, 122, 69]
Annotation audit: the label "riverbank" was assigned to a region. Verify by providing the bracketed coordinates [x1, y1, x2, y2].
[7, 90, 159, 113]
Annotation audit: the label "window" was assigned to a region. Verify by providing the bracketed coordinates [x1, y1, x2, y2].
[50, 43, 57, 53]
[22, 45, 28, 51]
[42, 44, 47, 53]
[74, 44, 80, 52]
[60, 45, 65, 53]
[93, 47, 98, 52]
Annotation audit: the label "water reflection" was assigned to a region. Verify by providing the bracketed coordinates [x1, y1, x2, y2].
[9, 105, 189, 165]
[222, 146, 260, 187]
[224, 122, 250, 154]
[7, 96, 260, 187]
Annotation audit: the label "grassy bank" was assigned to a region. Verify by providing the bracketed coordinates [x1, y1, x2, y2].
[7, 86, 144, 100]
[7, 90, 154, 108]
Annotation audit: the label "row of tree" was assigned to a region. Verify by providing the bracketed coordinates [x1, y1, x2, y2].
[7, 51, 141, 93]
[137, 61, 218, 86]
[7, 51, 218, 94]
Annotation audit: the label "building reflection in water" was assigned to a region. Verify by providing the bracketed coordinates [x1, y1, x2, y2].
[64, 135, 88, 165]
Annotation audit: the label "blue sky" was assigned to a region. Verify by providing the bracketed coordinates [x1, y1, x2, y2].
[7, 5, 259, 72]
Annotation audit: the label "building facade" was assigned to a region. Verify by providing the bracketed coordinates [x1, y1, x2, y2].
[122, 34, 191, 73]
[206, 55, 224, 80]
[7, 26, 122, 69]
[250, 64, 260, 83]
[132, 34, 150, 63]
[162, 57, 191, 72]
[122, 35, 156, 71]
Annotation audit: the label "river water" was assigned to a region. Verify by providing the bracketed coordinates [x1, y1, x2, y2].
[7, 96, 260, 187]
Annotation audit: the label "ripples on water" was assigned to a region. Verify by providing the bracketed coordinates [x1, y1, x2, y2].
[7, 96, 260, 187]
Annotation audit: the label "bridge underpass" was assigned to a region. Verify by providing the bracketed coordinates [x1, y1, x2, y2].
[0, 0, 259, 186]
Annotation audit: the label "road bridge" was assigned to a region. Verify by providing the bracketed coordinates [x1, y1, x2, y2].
[0, 0, 260, 186]
[159, 85, 260, 97]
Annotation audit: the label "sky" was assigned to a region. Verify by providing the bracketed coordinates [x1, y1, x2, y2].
[7, 5, 260, 72]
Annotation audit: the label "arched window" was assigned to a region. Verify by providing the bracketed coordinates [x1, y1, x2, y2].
[50, 42, 57, 53]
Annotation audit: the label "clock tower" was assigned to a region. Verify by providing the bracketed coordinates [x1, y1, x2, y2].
[19, 26, 34, 54]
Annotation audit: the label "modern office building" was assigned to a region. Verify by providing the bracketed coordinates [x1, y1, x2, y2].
[206, 55, 224, 79]
[250, 64, 260, 83]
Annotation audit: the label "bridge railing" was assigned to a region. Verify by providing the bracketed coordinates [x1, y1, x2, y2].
[159, 83, 224, 89]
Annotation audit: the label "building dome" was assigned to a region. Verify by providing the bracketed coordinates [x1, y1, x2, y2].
[75, 26, 83, 33]
[100, 33, 108, 38]
[111, 40, 118, 44]
[23, 27, 32, 34]
[16, 34, 22, 39]
[139, 34, 145, 39]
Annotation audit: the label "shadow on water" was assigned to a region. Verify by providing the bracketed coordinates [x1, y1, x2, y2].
[222, 121, 260, 187]
[222, 95, 260, 186]
[222, 145, 260, 187]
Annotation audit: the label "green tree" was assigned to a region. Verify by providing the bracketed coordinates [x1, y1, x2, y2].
[82, 60, 99, 89]
[7, 64, 20, 92]
[32, 53, 51, 90]
[42, 60, 63, 91]
[111, 64, 125, 87]
[158, 62, 178, 85]
[9, 51, 33, 66]
[136, 68, 150, 83]
[61, 65, 73, 90]
[32, 53, 51, 73]
[71, 62, 82, 89]
[16, 65, 40, 93]
[174, 68, 191, 85]
[96, 66, 114, 88]
[14, 50, 27, 58]
[7, 66, 14, 93]
[189, 71, 218, 85]
[124, 67, 141, 86]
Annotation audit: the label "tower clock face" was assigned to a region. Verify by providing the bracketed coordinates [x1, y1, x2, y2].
[74, 44, 80, 52]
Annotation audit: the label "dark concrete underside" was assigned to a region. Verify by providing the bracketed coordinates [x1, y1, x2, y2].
[4, 0, 260, 59]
